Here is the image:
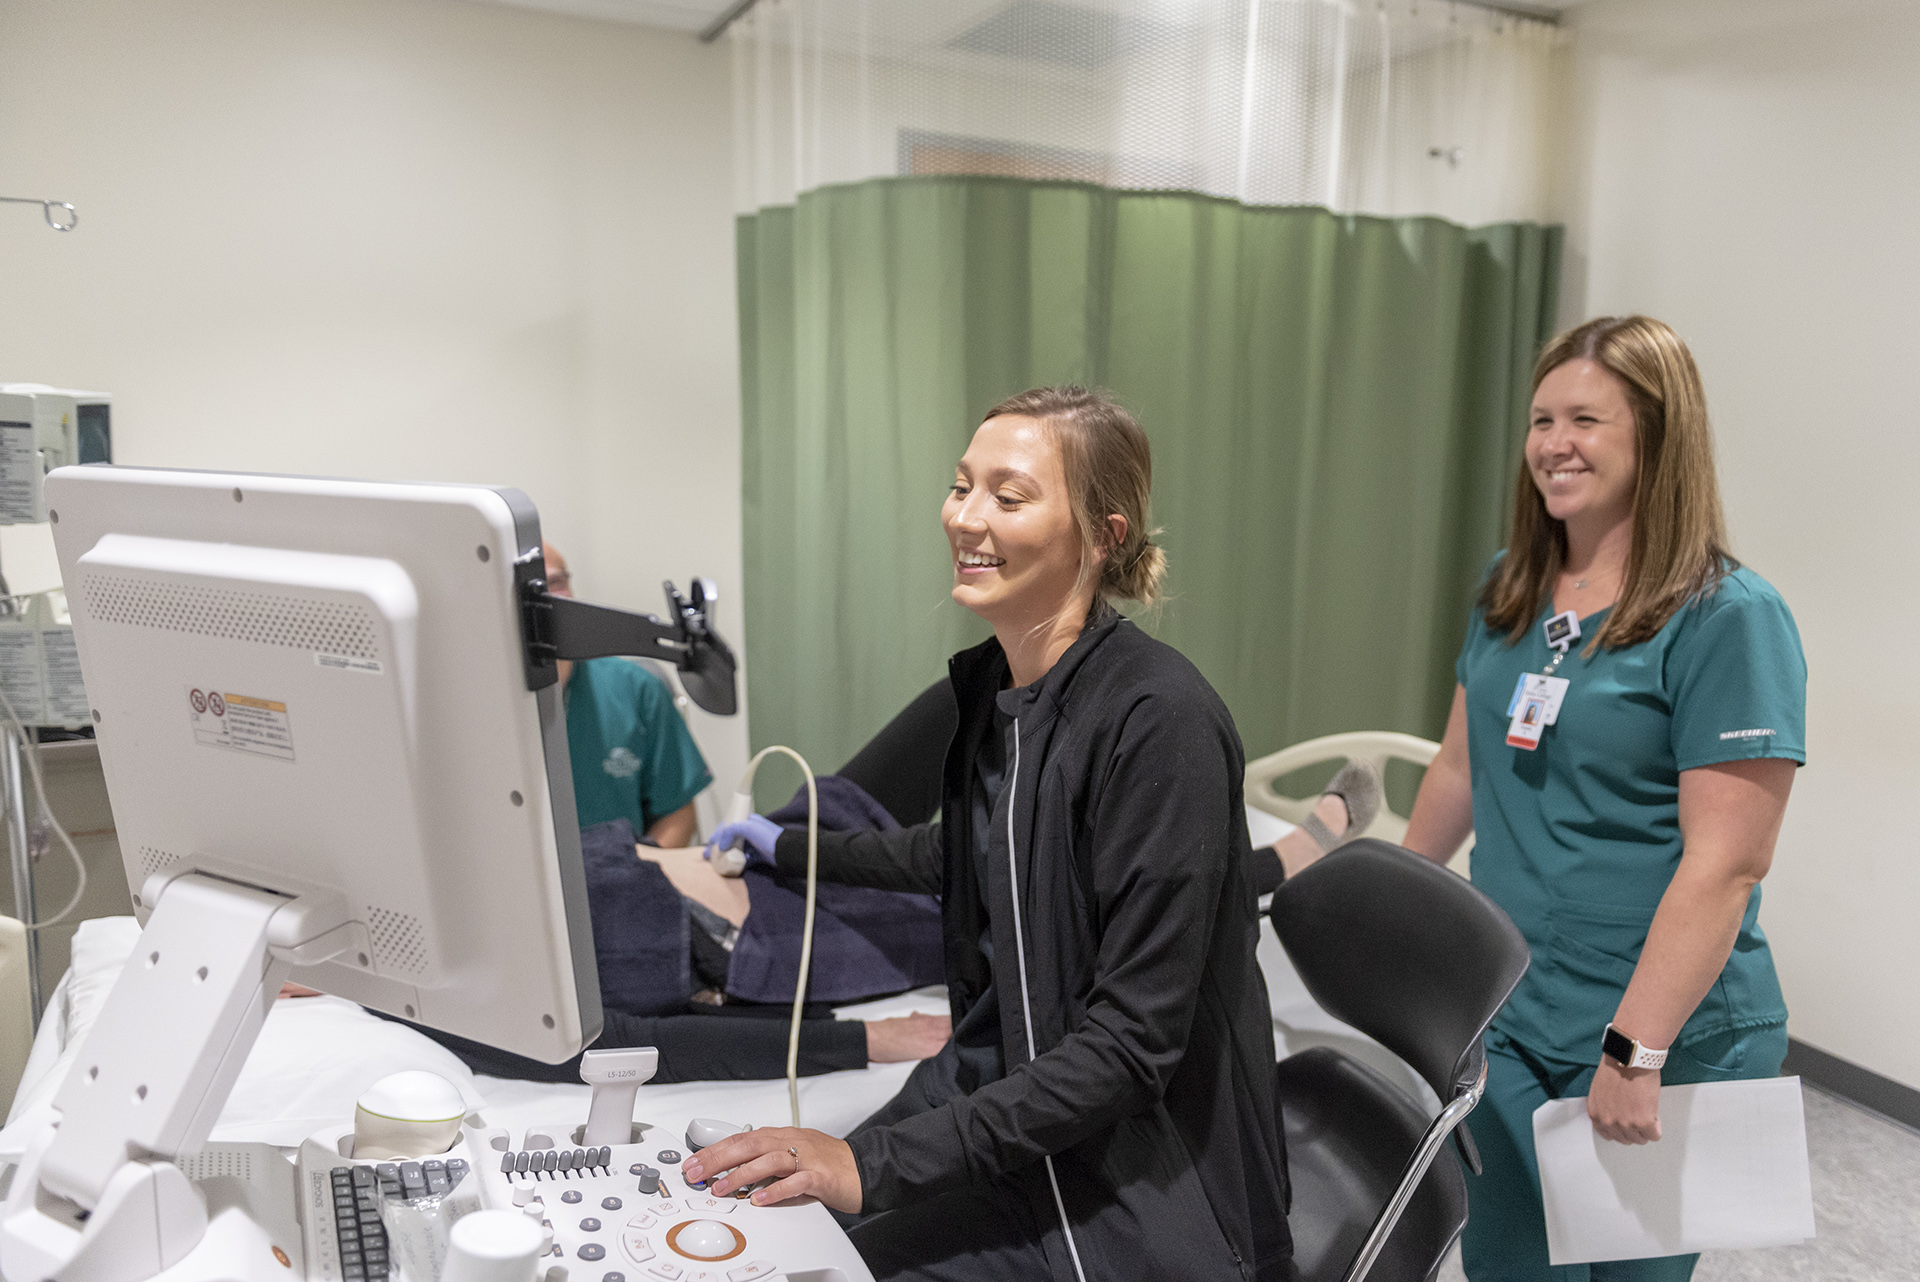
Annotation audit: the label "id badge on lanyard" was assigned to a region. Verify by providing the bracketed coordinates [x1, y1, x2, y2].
[1507, 610, 1576, 750]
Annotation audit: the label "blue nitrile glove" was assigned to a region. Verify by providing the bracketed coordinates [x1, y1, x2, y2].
[705, 814, 781, 877]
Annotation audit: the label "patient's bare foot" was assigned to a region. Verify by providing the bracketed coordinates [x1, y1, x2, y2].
[864, 1012, 953, 1064]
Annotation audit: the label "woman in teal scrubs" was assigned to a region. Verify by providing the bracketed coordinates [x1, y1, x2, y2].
[1402, 315, 1806, 1281]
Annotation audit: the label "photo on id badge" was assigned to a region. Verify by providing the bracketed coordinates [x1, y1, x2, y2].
[1508, 694, 1548, 749]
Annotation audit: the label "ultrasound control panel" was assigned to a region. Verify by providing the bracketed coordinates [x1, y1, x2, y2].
[496, 1133, 828, 1282]
[295, 1121, 868, 1282]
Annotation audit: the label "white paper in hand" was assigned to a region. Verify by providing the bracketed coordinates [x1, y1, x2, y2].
[1533, 1077, 1815, 1265]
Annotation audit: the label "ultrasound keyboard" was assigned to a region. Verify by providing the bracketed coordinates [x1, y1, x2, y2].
[295, 1121, 870, 1282]
[320, 1158, 478, 1281]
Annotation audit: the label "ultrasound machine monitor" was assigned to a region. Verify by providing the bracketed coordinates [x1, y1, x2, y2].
[0, 467, 788, 1282]
[45, 467, 604, 1058]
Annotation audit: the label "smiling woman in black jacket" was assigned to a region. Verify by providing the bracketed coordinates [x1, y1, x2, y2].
[689, 387, 1292, 1282]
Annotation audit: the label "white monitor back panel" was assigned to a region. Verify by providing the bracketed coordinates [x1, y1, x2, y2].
[45, 466, 602, 1062]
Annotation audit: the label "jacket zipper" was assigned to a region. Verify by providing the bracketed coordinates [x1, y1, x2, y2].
[1005, 719, 1091, 1282]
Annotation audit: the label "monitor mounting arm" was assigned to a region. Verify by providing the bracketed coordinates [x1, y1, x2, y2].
[515, 558, 738, 716]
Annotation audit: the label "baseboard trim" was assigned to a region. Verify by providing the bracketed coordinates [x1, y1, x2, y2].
[1784, 1037, 1920, 1133]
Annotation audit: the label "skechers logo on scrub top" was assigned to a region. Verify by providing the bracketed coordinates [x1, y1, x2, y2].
[1719, 728, 1777, 740]
[603, 746, 643, 778]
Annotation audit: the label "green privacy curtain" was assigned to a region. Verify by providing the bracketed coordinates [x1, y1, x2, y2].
[739, 175, 1559, 802]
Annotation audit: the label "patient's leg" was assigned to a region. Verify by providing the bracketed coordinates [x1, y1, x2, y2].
[1253, 759, 1381, 894]
[1250, 794, 1353, 897]
[388, 1005, 945, 1084]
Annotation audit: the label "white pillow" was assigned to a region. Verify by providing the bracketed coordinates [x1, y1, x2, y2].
[0, 916, 486, 1159]
[4, 915, 142, 1122]
[61, 915, 144, 1048]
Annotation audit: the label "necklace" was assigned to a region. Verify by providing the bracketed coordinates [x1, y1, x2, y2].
[1574, 578, 1589, 590]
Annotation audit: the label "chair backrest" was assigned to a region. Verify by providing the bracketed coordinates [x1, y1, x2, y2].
[1245, 731, 1473, 876]
[1, 914, 32, 1119]
[1269, 838, 1529, 1104]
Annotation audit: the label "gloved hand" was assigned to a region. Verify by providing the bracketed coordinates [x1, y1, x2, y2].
[705, 814, 782, 877]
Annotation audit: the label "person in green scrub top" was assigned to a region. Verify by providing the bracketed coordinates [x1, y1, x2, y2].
[545, 543, 713, 847]
[1401, 316, 1806, 1282]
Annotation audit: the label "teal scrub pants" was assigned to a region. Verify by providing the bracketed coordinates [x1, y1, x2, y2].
[1460, 1023, 1790, 1282]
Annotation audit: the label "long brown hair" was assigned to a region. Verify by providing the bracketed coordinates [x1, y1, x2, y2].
[981, 386, 1167, 609]
[1481, 315, 1735, 651]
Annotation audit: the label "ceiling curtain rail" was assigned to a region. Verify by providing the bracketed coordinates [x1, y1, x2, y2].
[705, 0, 1563, 44]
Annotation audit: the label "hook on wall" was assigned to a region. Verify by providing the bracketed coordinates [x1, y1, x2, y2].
[0, 196, 78, 231]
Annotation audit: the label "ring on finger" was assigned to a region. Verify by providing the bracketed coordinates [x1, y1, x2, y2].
[789, 1145, 801, 1174]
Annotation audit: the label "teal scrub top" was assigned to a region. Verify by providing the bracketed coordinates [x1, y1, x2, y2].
[1455, 564, 1806, 1063]
[564, 657, 713, 836]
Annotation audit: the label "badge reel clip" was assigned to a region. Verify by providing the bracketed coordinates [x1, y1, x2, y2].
[1507, 610, 1577, 751]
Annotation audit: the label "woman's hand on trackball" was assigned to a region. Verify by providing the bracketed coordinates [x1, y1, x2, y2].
[681, 1127, 862, 1214]
[1586, 1056, 1662, 1144]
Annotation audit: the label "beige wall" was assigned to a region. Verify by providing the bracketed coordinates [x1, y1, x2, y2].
[0, 0, 749, 812]
[1564, 0, 1920, 1089]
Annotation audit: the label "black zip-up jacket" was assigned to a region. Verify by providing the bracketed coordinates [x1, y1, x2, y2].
[772, 611, 1292, 1281]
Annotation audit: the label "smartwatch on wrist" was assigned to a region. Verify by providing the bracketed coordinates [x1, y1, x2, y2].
[1602, 1023, 1668, 1071]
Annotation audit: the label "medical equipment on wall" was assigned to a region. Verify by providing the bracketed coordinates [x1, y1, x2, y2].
[0, 466, 864, 1282]
[0, 383, 111, 1025]
[0, 386, 111, 526]
[0, 591, 94, 946]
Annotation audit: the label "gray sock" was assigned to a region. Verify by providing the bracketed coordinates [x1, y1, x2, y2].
[1299, 760, 1383, 853]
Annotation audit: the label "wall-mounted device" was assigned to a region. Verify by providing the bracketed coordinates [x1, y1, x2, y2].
[0, 384, 112, 526]
[0, 591, 87, 729]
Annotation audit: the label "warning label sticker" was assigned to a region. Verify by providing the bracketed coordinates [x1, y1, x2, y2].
[314, 652, 383, 676]
[188, 687, 295, 761]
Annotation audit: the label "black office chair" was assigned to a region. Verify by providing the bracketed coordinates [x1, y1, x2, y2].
[1269, 838, 1531, 1282]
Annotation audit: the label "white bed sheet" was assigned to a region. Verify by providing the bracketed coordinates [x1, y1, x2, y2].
[2, 806, 1429, 1166]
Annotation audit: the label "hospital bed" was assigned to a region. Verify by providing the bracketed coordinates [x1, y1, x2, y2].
[2, 805, 1428, 1176]
[0, 916, 950, 1169]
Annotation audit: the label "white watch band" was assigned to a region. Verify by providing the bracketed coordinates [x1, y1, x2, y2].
[1604, 1023, 1669, 1071]
[1626, 1041, 1667, 1071]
